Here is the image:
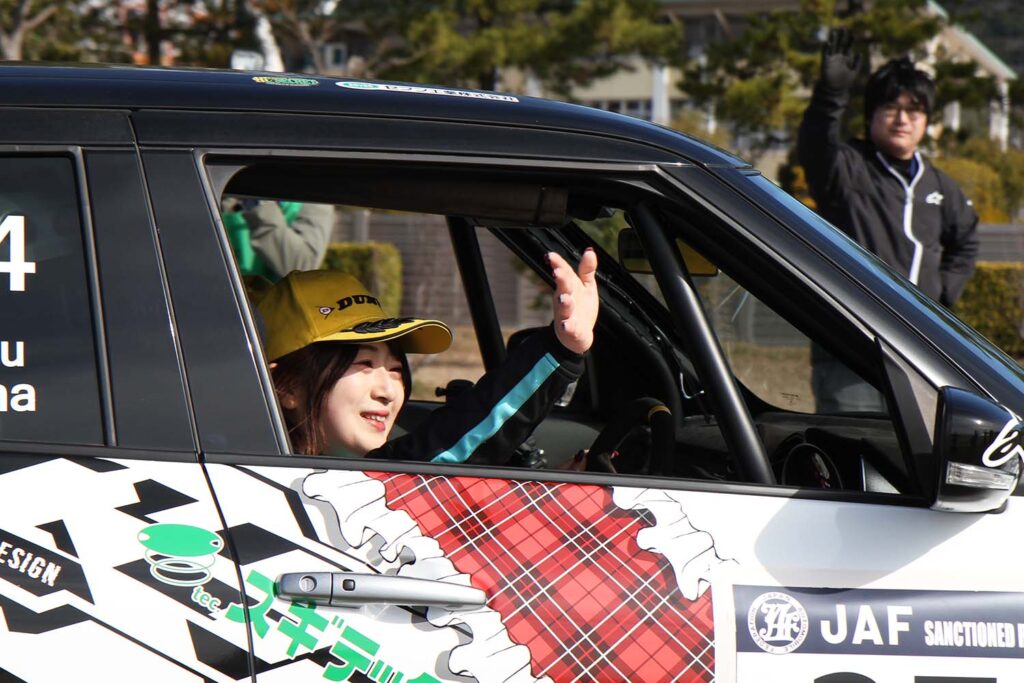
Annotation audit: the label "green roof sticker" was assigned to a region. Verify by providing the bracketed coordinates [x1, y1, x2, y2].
[253, 76, 319, 87]
[336, 81, 518, 103]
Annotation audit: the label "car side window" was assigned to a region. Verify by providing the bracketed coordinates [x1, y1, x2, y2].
[0, 156, 104, 445]
[213, 159, 909, 494]
[699, 271, 887, 415]
[580, 209, 907, 493]
[582, 213, 889, 416]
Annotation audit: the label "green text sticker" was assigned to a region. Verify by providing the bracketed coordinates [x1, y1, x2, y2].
[252, 76, 319, 87]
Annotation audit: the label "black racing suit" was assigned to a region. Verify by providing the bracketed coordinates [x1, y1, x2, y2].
[368, 325, 583, 466]
[798, 82, 979, 307]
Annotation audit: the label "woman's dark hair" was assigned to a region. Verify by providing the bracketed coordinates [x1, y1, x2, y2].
[271, 341, 411, 455]
[864, 57, 935, 126]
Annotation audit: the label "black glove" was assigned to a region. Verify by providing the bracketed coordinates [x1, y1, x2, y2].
[820, 28, 861, 92]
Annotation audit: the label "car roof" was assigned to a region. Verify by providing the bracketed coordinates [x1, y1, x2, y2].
[0, 64, 747, 168]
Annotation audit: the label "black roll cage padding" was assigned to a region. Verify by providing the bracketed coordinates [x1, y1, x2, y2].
[447, 216, 507, 372]
[631, 201, 776, 485]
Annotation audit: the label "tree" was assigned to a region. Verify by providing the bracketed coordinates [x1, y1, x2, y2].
[670, 107, 733, 150]
[248, 0, 351, 73]
[76, 1, 256, 68]
[0, 1, 95, 61]
[682, 0, 985, 161]
[173, 1, 257, 67]
[0, 1, 145, 64]
[330, 0, 683, 94]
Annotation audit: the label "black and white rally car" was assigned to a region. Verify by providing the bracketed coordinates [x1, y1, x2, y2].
[0, 65, 1020, 683]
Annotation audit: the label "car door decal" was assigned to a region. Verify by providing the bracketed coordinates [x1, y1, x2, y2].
[367, 472, 721, 682]
[206, 462, 1024, 682]
[209, 464, 723, 682]
[0, 455, 251, 682]
[304, 469, 559, 682]
[734, 585, 1024, 681]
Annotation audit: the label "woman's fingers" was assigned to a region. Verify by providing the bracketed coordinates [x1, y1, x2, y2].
[577, 247, 598, 286]
[555, 290, 576, 319]
[547, 249, 598, 355]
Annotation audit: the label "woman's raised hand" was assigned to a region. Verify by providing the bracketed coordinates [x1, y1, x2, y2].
[549, 248, 598, 355]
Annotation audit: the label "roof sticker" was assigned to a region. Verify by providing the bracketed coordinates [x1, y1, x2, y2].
[252, 76, 320, 87]
[336, 81, 519, 102]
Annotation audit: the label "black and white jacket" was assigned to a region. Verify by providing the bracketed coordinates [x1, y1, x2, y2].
[369, 325, 583, 466]
[798, 83, 979, 307]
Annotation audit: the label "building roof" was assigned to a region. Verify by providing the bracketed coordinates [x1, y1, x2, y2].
[927, 1, 1017, 81]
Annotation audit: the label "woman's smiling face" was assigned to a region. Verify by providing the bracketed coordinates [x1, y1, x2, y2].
[321, 343, 405, 456]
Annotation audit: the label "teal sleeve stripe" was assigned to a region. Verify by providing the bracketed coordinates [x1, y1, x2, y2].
[431, 353, 560, 464]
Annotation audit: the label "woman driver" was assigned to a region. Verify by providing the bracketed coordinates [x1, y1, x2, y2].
[258, 249, 598, 464]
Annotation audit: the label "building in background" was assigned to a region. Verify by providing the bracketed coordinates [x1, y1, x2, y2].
[568, 0, 1016, 153]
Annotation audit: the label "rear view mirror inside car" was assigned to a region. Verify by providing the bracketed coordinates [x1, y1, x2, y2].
[617, 228, 718, 277]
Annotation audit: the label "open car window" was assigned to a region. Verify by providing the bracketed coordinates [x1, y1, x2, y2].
[576, 207, 909, 494]
[209, 155, 914, 497]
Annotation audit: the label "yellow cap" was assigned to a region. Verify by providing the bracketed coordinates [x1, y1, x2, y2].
[258, 270, 452, 362]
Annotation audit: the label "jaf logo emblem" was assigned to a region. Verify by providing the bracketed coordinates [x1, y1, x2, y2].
[748, 591, 810, 654]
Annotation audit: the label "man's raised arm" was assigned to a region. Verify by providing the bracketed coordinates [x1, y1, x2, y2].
[798, 28, 862, 194]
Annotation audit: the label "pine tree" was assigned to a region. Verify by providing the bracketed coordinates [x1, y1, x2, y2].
[332, 0, 683, 94]
[681, 0, 989, 157]
[248, 0, 351, 73]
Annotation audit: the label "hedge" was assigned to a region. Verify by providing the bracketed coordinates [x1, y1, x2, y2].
[953, 261, 1024, 357]
[321, 242, 402, 316]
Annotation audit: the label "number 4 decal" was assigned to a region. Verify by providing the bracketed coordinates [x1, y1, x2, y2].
[0, 215, 36, 292]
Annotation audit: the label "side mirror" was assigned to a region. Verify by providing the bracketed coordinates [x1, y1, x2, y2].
[932, 387, 1021, 512]
[617, 228, 718, 277]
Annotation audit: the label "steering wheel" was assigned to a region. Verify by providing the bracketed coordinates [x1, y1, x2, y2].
[586, 397, 674, 475]
[775, 439, 844, 490]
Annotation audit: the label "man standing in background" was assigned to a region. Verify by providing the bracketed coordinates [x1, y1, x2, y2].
[799, 28, 979, 307]
[798, 29, 978, 412]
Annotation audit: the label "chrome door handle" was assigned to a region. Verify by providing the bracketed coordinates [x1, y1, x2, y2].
[275, 572, 486, 609]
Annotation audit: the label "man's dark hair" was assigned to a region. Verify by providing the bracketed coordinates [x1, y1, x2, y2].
[864, 57, 935, 124]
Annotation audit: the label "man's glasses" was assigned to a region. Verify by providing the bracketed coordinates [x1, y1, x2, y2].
[879, 103, 927, 120]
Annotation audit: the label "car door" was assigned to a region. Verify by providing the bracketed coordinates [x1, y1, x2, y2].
[174, 144, 1023, 683]
[0, 116, 251, 682]
[627, 166, 1024, 683]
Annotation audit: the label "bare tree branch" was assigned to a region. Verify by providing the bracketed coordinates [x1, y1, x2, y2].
[0, 0, 64, 59]
[21, 5, 57, 34]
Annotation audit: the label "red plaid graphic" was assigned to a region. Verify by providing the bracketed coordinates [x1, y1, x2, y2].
[370, 472, 715, 682]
